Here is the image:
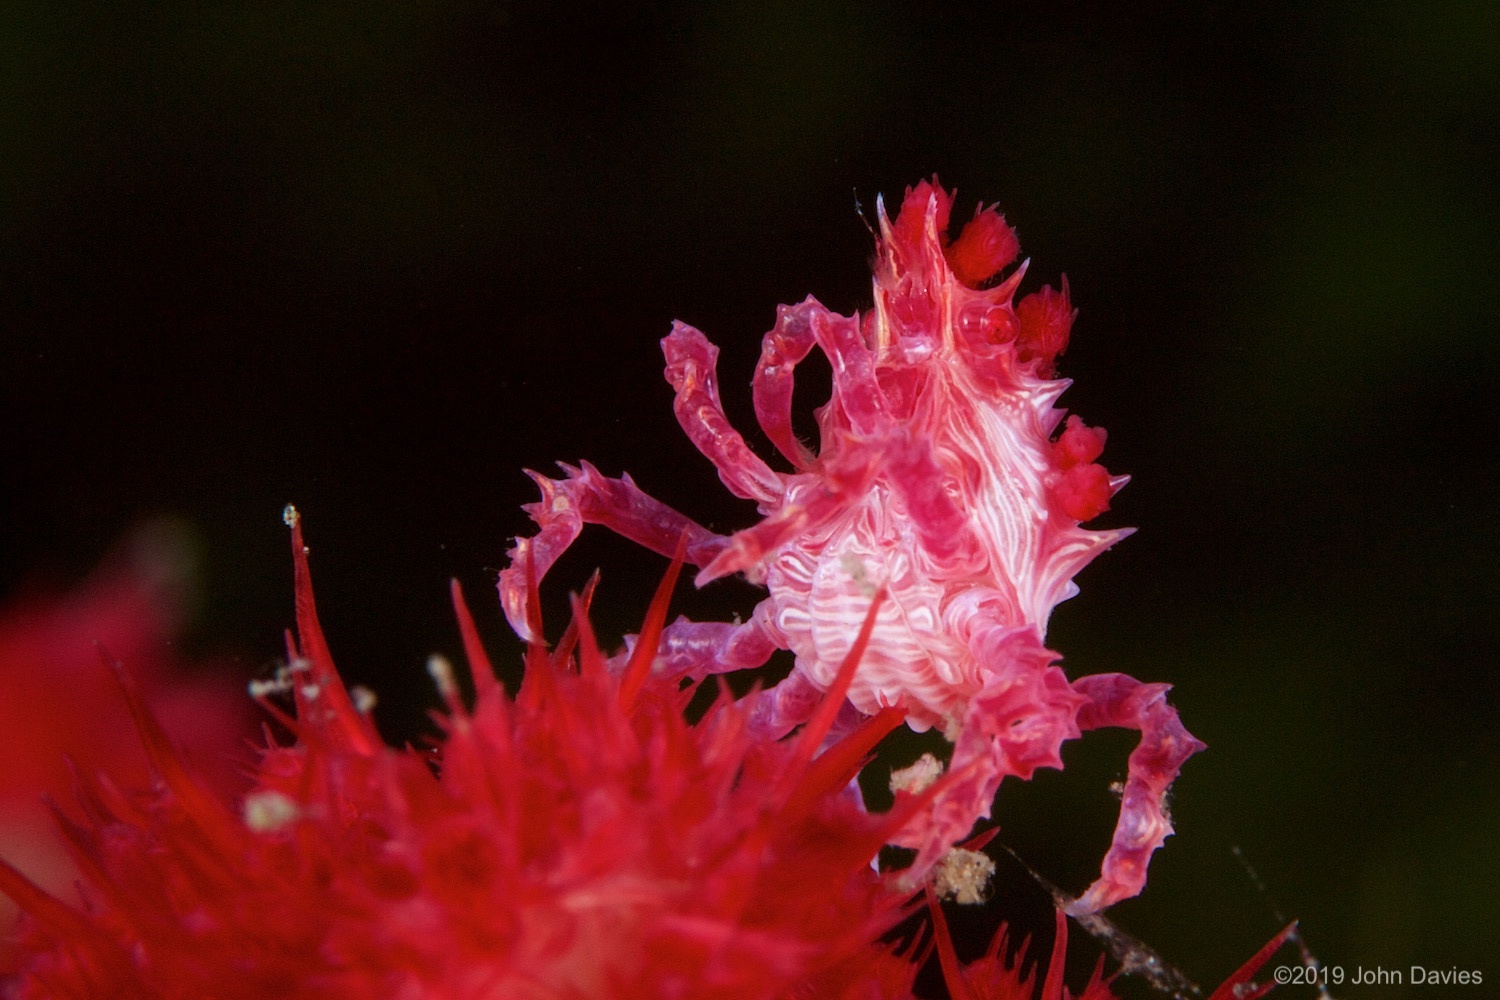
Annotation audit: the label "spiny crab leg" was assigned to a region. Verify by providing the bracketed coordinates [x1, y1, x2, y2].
[752, 299, 823, 471]
[662, 322, 785, 506]
[499, 461, 730, 641]
[890, 621, 1086, 880]
[1066, 672, 1207, 915]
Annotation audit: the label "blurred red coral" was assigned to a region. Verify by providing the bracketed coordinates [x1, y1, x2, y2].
[0, 522, 253, 967]
[0, 513, 943, 998]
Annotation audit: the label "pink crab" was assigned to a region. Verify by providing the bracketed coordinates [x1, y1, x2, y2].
[499, 179, 1204, 915]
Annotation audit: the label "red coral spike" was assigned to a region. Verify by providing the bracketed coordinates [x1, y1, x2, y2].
[98, 646, 234, 837]
[1040, 908, 1069, 1000]
[449, 578, 500, 701]
[515, 623, 557, 713]
[618, 531, 689, 712]
[284, 505, 377, 755]
[0, 858, 100, 947]
[568, 589, 607, 679]
[959, 826, 1001, 854]
[549, 569, 600, 673]
[782, 704, 906, 821]
[926, 888, 977, 1000]
[1206, 923, 1298, 1000]
[780, 588, 887, 785]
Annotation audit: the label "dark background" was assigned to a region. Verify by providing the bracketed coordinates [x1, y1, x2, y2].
[2, 2, 1495, 997]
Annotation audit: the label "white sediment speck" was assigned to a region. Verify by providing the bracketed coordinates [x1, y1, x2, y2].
[243, 790, 300, 833]
[889, 752, 945, 795]
[932, 847, 996, 905]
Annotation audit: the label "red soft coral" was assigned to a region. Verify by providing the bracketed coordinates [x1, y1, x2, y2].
[0, 512, 940, 999]
[927, 891, 1295, 1000]
[0, 523, 252, 969]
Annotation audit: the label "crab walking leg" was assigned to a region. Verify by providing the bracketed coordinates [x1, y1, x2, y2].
[500, 461, 730, 640]
[880, 425, 983, 569]
[890, 622, 1087, 881]
[696, 436, 884, 586]
[1065, 672, 1207, 915]
[742, 668, 825, 740]
[662, 322, 786, 505]
[616, 599, 780, 682]
[807, 301, 888, 436]
[752, 299, 823, 471]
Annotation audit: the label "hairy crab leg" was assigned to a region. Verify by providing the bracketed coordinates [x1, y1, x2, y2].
[662, 322, 785, 505]
[751, 299, 823, 471]
[1066, 672, 1207, 915]
[500, 461, 730, 641]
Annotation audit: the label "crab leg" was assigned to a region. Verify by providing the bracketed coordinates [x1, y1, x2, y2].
[662, 322, 785, 505]
[890, 622, 1085, 880]
[616, 597, 781, 684]
[881, 425, 983, 568]
[1066, 672, 1207, 915]
[752, 298, 823, 471]
[808, 302, 888, 436]
[499, 461, 730, 641]
[696, 428, 884, 586]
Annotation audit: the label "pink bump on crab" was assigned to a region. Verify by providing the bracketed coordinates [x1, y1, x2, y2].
[499, 178, 1204, 915]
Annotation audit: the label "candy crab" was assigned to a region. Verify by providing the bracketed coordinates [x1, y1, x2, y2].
[499, 179, 1203, 915]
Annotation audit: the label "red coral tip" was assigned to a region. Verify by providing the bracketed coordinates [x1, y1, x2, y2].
[947, 203, 1020, 287]
[1055, 463, 1114, 522]
[1015, 276, 1077, 373]
[892, 176, 955, 254]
